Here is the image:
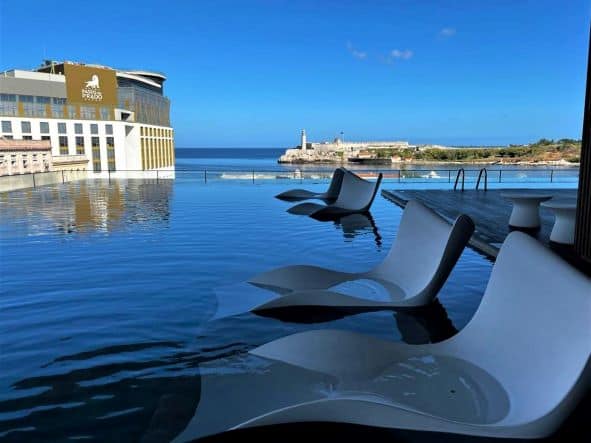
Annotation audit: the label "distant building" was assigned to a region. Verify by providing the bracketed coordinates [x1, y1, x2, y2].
[297, 129, 412, 152]
[279, 129, 414, 163]
[0, 138, 52, 176]
[0, 60, 175, 175]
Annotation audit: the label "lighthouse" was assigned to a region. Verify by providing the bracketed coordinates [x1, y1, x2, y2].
[300, 129, 307, 150]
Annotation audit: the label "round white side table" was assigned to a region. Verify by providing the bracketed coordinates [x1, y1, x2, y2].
[541, 199, 578, 244]
[501, 192, 553, 229]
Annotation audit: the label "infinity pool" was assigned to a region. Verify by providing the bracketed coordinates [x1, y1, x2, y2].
[0, 179, 493, 442]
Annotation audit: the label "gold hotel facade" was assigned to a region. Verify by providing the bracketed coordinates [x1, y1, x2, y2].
[0, 60, 175, 176]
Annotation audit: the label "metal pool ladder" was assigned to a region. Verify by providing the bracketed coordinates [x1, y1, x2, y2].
[453, 168, 465, 191]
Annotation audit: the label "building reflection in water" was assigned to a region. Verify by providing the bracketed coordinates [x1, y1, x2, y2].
[0, 179, 173, 235]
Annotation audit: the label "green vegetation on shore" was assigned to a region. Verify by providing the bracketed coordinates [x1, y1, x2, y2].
[377, 139, 581, 164]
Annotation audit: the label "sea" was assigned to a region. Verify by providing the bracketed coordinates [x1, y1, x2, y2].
[174, 147, 580, 188]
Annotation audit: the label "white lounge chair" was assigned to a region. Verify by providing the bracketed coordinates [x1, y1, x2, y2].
[275, 168, 345, 203]
[287, 170, 383, 219]
[173, 232, 591, 442]
[246, 231, 591, 438]
[249, 200, 475, 310]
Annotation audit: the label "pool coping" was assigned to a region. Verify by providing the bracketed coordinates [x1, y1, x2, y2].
[381, 190, 500, 259]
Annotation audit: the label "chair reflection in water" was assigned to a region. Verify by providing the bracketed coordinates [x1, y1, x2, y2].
[173, 232, 591, 441]
[333, 211, 382, 247]
[249, 200, 475, 311]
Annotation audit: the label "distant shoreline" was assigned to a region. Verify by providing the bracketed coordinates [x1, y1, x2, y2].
[278, 139, 582, 166]
[278, 159, 580, 167]
[393, 159, 580, 167]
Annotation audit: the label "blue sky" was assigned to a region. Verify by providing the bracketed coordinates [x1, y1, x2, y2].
[1, 0, 589, 147]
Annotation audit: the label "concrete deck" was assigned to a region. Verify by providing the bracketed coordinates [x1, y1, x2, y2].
[382, 188, 578, 258]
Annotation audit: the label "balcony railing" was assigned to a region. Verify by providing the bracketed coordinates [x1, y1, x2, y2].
[0, 167, 580, 194]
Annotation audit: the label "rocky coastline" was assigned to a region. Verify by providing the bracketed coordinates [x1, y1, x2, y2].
[278, 138, 581, 167]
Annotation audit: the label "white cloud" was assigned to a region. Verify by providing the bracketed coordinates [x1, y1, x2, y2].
[440, 27, 456, 37]
[390, 49, 413, 60]
[352, 50, 367, 60]
[346, 41, 367, 60]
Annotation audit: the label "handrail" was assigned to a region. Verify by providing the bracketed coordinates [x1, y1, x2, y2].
[476, 168, 488, 191]
[453, 168, 465, 191]
[0, 167, 580, 190]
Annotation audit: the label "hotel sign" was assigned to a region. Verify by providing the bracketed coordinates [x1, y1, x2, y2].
[64, 64, 117, 106]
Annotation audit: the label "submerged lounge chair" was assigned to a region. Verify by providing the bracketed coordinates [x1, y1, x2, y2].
[249, 200, 475, 310]
[173, 232, 591, 441]
[245, 232, 591, 439]
[275, 168, 345, 203]
[287, 170, 383, 219]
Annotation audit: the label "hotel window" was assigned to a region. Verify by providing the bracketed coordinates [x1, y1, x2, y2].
[21, 121, 31, 133]
[100, 108, 109, 120]
[59, 136, 68, 155]
[18, 95, 34, 103]
[106, 137, 115, 171]
[1, 120, 12, 133]
[52, 97, 66, 105]
[0, 98, 16, 116]
[41, 135, 50, 141]
[90, 123, 98, 135]
[1, 93, 16, 101]
[105, 124, 113, 135]
[36, 96, 50, 104]
[23, 135, 33, 140]
[81, 106, 95, 119]
[40, 122, 49, 133]
[75, 136, 85, 155]
[75, 123, 83, 134]
[91, 136, 101, 172]
[141, 139, 146, 170]
[18, 95, 34, 117]
[51, 104, 65, 118]
[58, 122, 67, 134]
[147, 138, 153, 169]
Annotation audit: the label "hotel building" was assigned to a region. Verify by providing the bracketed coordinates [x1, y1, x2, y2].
[0, 60, 175, 176]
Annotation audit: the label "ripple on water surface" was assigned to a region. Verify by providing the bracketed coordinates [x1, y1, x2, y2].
[0, 179, 492, 441]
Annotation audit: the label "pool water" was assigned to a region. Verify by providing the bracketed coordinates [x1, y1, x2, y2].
[0, 179, 493, 442]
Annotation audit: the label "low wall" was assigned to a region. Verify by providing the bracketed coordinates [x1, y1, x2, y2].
[0, 170, 88, 193]
[0, 169, 176, 193]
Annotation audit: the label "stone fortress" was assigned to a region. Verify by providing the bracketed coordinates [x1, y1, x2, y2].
[279, 130, 450, 163]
